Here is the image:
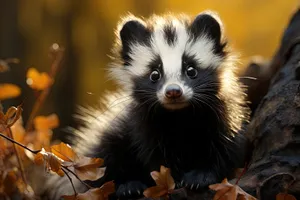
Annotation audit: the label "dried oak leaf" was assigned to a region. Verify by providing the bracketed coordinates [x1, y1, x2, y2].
[276, 193, 297, 200]
[34, 114, 59, 131]
[0, 84, 21, 100]
[62, 181, 115, 200]
[73, 156, 105, 181]
[209, 178, 257, 200]
[143, 165, 175, 199]
[51, 142, 77, 162]
[26, 67, 53, 90]
[34, 148, 64, 176]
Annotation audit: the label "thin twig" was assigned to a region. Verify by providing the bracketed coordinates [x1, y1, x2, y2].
[0, 132, 40, 154]
[6, 128, 28, 185]
[235, 162, 249, 185]
[62, 167, 77, 196]
[25, 44, 65, 132]
[62, 166, 93, 189]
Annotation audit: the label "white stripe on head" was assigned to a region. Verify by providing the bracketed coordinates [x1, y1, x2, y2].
[151, 18, 188, 78]
[186, 36, 223, 69]
[127, 44, 154, 76]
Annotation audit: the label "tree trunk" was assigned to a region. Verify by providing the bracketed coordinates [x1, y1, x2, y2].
[235, 8, 300, 200]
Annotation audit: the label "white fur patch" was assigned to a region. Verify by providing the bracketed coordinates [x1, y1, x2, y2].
[127, 44, 154, 76]
[73, 91, 132, 155]
[151, 19, 188, 78]
[186, 36, 222, 68]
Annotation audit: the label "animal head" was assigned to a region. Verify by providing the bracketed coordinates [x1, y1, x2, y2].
[109, 11, 244, 117]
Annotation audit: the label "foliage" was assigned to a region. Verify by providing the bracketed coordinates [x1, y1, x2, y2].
[0, 45, 114, 200]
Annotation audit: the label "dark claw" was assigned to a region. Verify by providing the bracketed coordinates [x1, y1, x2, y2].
[116, 181, 147, 198]
[181, 170, 219, 191]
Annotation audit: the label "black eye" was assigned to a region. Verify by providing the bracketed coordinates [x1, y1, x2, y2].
[150, 70, 161, 82]
[186, 67, 198, 78]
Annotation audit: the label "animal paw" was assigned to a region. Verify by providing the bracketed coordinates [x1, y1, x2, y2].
[180, 170, 218, 191]
[116, 181, 147, 198]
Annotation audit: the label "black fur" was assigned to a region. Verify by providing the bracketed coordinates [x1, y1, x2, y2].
[189, 13, 226, 56]
[81, 13, 248, 200]
[163, 24, 177, 46]
[87, 68, 247, 199]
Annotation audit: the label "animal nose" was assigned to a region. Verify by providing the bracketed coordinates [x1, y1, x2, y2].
[165, 84, 183, 99]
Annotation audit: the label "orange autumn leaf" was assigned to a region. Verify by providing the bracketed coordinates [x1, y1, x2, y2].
[143, 185, 167, 199]
[276, 193, 297, 200]
[75, 157, 104, 169]
[0, 84, 21, 100]
[143, 165, 175, 199]
[99, 181, 115, 199]
[34, 114, 59, 131]
[51, 142, 77, 162]
[34, 148, 64, 177]
[62, 181, 115, 200]
[73, 157, 105, 181]
[209, 178, 257, 200]
[26, 67, 53, 90]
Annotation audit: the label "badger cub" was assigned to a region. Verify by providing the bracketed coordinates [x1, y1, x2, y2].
[74, 11, 249, 199]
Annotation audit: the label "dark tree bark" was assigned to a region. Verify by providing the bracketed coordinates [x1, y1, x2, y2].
[235, 8, 300, 200]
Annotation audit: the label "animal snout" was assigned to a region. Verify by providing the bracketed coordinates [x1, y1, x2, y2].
[165, 84, 183, 99]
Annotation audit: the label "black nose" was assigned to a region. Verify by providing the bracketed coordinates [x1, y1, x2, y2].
[165, 84, 183, 99]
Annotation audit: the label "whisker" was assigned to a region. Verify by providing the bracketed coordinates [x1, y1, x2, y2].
[239, 76, 257, 80]
[192, 94, 223, 123]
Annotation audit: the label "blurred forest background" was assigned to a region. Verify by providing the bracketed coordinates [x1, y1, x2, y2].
[0, 0, 298, 141]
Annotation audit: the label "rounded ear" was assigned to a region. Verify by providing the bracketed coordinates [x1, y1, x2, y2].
[118, 16, 149, 47]
[190, 10, 224, 43]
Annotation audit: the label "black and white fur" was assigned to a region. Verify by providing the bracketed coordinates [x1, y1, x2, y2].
[73, 11, 249, 199]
